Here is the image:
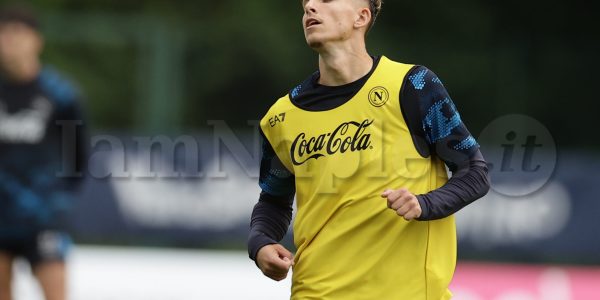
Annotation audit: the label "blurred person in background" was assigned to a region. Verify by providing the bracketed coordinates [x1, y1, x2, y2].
[0, 4, 86, 300]
[248, 0, 489, 299]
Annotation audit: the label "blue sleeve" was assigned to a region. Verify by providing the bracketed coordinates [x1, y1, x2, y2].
[400, 66, 490, 220]
[258, 130, 296, 196]
[402, 66, 480, 171]
[248, 130, 295, 261]
[40, 67, 88, 190]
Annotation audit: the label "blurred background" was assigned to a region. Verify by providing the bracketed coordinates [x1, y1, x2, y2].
[4, 0, 600, 299]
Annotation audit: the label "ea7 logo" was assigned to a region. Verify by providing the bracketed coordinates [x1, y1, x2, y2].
[269, 113, 286, 127]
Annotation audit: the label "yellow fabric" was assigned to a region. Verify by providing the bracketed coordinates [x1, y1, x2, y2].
[260, 57, 456, 300]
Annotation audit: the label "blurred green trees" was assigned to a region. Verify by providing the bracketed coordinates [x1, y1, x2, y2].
[27, 0, 597, 148]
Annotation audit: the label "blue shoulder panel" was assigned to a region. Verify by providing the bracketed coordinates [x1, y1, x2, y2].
[38, 66, 80, 108]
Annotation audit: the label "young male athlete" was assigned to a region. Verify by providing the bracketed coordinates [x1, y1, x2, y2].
[248, 0, 490, 299]
[0, 5, 86, 300]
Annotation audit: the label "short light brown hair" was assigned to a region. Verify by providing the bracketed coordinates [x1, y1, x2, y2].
[367, 0, 383, 30]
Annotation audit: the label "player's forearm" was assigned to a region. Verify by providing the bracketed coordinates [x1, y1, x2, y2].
[416, 154, 490, 220]
[248, 192, 294, 261]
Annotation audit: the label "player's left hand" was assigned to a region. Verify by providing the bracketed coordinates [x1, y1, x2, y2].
[381, 188, 422, 221]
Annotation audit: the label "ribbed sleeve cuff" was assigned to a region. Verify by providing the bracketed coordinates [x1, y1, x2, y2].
[416, 194, 431, 221]
[248, 231, 277, 262]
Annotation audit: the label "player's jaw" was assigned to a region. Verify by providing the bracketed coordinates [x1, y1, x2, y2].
[303, 15, 325, 48]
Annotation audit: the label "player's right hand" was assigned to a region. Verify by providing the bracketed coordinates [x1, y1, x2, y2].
[256, 244, 294, 281]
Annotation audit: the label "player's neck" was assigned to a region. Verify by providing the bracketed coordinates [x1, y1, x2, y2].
[0, 59, 41, 84]
[317, 44, 372, 87]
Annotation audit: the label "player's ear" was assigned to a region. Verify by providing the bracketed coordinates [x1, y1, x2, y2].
[354, 7, 371, 30]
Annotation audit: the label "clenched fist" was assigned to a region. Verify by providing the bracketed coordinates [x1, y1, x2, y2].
[381, 188, 422, 221]
[256, 244, 294, 281]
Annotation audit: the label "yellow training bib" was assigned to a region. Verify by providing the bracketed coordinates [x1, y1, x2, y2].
[260, 56, 455, 300]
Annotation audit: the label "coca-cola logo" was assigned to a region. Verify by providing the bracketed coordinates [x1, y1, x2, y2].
[290, 119, 374, 166]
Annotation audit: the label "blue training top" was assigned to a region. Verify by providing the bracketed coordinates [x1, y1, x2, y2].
[0, 66, 86, 236]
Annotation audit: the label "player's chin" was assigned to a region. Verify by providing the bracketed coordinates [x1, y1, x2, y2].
[304, 35, 324, 49]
